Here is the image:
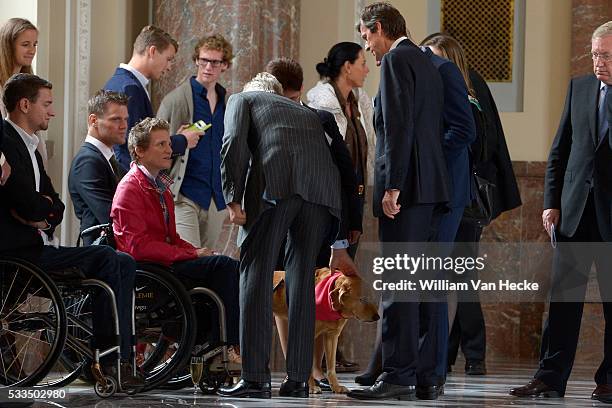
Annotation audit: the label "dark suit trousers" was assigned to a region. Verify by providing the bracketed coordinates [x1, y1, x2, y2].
[536, 194, 612, 392]
[240, 195, 332, 382]
[378, 203, 444, 386]
[38, 245, 136, 359]
[426, 205, 464, 383]
[448, 219, 486, 365]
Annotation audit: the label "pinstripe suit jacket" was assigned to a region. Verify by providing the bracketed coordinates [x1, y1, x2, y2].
[221, 91, 342, 246]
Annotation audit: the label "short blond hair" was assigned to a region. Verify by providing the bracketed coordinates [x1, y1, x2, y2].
[133, 25, 178, 55]
[128, 117, 170, 161]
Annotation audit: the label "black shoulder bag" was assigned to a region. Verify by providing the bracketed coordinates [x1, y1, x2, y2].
[463, 96, 495, 227]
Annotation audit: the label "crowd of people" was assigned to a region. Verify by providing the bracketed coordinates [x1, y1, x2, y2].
[0, 0, 611, 403]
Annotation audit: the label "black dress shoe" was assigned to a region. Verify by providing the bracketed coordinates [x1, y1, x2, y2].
[279, 377, 308, 398]
[217, 379, 272, 399]
[592, 384, 612, 403]
[509, 379, 563, 398]
[416, 385, 444, 400]
[465, 360, 486, 375]
[347, 381, 416, 400]
[315, 378, 332, 392]
[354, 371, 380, 386]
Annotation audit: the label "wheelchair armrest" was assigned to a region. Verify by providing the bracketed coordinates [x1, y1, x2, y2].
[136, 262, 174, 273]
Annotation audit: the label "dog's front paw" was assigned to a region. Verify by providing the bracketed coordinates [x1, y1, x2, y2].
[332, 385, 349, 394]
[310, 385, 322, 394]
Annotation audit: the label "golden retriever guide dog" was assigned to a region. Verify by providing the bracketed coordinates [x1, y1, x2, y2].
[272, 267, 379, 394]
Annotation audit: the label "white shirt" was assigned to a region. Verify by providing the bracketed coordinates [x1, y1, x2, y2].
[6, 118, 40, 191]
[85, 135, 115, 173]
[390, 36, 409, 51]
[120, 63, 150, 99]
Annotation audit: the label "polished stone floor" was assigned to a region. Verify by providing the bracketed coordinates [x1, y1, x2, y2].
[22, 360, 612, 407]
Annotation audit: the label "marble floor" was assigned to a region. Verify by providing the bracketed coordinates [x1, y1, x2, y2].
[16, 360, 612, 407]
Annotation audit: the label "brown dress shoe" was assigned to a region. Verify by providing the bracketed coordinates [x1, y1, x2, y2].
[592, 384, 612, 403]
[509, 379, 563, 398]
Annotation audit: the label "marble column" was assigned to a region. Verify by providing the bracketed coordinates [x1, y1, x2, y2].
[571, 0, 612, 77]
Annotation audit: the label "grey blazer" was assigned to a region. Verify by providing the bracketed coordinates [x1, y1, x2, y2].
[221, 91, 342, 246]
[157, 78, 229, 199]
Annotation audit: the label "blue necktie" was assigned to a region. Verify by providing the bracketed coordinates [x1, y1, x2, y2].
[599, 85, 609, 144]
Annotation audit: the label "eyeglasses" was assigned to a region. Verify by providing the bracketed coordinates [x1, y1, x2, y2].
[196, 57, 225, 67]
[592, 52, 612, 62]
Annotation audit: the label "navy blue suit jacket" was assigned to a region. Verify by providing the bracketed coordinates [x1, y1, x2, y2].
[373, 39, 449, 218]
[423, 47, 476, 209]
[104, 67, 187, 170]
[68, 142, 123, 244]
[0, 122, 64, 257]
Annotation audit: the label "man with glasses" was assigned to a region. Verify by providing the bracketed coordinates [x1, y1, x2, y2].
[104, 25, 203, 171]
[157, 35, 233, 249]
[510, 21, 612, 403]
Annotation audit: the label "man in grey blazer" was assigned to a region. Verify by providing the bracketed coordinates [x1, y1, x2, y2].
[217, 73, 341, 399]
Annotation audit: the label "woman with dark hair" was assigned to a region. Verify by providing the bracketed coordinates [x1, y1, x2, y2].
[307, 41, 374, 216]
[421, 32, 522, 375]
[306, 42, 374, 383]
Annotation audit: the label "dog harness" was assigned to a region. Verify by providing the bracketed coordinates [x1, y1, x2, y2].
[315, 271, 344, 321]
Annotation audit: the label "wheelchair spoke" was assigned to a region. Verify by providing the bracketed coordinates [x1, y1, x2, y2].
[0, 267, 19, 317]
[2, 285, 47, 323]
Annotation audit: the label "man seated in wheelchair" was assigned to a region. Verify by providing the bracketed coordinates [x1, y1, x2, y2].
[110, 117, 241, 363]
[0, 73, 143, 388]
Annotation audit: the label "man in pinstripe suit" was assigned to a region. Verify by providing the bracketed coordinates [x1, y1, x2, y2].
[217, 73, 342, 399]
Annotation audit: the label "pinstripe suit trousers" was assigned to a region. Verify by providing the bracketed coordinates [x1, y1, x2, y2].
[239, 195, 332, 382]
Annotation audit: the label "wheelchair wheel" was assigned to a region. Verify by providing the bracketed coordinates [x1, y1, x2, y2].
[37, 290, 93, 387]
[134, 265, 196, 391]
[0, 257, 67, 387]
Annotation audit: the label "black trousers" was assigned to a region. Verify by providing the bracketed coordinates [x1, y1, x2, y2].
[535, 194, 612, 393]
[448, 219, 486, 365]
[172, 255, 240, 345]
[377, 203, 444, 386]
[38, 245, 136, 359]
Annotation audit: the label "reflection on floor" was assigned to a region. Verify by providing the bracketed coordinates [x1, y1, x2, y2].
[25, 360, 612, 407]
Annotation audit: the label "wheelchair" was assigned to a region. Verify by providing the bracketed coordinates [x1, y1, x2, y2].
[0, 255, 135, 398]
[77, 224, 240, 394]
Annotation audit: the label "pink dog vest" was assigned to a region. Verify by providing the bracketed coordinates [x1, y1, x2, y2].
[315, 271, 343, 321]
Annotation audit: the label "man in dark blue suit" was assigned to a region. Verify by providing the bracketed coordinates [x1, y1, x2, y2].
[420, 44, 476, 390]
[69, 90, 130, 244]
[348, 2, 449, 401]
[104, 25, 202, 170]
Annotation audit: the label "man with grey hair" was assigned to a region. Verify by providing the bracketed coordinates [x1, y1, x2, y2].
[510, 21, 612, 402]
[217, 73, 342, 399]
[242, 72, 284, 94]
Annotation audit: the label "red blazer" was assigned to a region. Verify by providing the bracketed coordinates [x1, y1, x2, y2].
[111, 164, 197, 266]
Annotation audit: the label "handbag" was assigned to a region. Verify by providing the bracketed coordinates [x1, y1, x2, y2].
[463, 96, 495, 227]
